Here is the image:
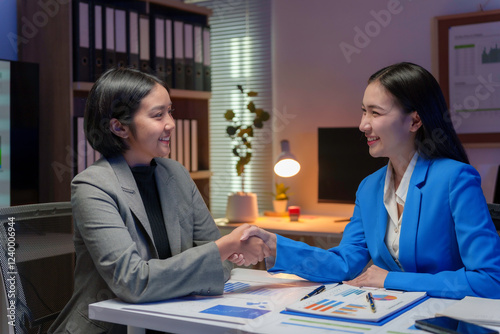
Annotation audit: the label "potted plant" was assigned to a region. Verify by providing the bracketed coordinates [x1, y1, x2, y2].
[272, 182, 290, 213]
[224, 85, 270, 222]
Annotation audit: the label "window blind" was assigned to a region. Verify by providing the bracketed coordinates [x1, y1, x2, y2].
[186, 0, 273, 218]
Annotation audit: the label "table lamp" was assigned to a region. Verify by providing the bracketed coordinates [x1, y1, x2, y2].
[270, 140, 301, 217]
[274, 140, 301, 177]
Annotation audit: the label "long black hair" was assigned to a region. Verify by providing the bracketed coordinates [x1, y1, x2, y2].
[368, 62, 469, 164]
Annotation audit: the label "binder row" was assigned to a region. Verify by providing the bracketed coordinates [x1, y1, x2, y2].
[171, 119, 199, 173]
[73, 117, 199, 174]
[73, 0, 211, 91]
[74, 117, 101, 174]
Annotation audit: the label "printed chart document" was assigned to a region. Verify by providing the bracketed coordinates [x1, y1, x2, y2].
[436, 296, 500, 326]
[285, 284, 426, 323]
[93, 269, 323, 327]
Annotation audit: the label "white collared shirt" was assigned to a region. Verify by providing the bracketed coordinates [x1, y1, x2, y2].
[383, 152, 419, 265]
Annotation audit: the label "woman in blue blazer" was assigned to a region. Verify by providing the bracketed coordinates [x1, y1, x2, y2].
[237, 62, 500, 299]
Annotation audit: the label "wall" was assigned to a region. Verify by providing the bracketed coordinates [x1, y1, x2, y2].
[272, 0, 500, 216]
[0, 0, 18, 60]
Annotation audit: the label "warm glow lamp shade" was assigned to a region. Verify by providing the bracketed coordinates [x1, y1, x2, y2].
[274, 140, 301, 177]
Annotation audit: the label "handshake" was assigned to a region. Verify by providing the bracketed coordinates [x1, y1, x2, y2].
[216, 224, 277, 267]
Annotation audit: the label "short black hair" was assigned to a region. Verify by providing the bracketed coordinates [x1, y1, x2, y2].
[368, 62, 469, 164]
[84, 67, 169, 158]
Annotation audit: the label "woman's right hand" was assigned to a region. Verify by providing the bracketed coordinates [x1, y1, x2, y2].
[216, 224, 271, 266]
[239, 226, 277, 258]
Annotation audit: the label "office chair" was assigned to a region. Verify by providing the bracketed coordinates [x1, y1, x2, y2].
[0, 202, 74, 334]
[489, 203, 500, 232]
[494, 165, 500, 204]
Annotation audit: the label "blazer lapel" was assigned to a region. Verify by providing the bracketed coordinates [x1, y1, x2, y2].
[154, 160, 182, 256]
[398, 157, 429, 273]
[108, 156, 154, 240]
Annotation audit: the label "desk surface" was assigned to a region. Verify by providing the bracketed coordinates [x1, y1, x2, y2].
[88, 269, 500, 334]
[216, 215, 350, 237]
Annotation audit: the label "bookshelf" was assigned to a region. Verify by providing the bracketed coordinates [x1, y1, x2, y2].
[17, 0, 213, 206]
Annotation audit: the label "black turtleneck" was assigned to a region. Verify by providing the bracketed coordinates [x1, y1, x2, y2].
[130, 160, 171, 259]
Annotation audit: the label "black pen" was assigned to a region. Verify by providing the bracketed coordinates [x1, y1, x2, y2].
[300, 285, 326, 301]
[366, 292, 376, 313]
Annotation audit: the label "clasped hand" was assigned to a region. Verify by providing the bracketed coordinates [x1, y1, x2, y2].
[227, 225, 277, 267]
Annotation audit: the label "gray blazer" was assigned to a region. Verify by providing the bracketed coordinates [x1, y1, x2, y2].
[50, 156, 232, 334]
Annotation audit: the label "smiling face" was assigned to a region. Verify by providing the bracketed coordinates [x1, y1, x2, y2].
[115, 83, 175, 166]
[359, 81, 420, 165]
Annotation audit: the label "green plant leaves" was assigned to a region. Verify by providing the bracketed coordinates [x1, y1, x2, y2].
[225, 85, 270, 182]
[224, 109, 235, 120]
[237, 127, 253, 137]
[226, 126, 238, 136]
[260, 110, 270, 121]
[247, 101, 256, 113]
[253, 119, 263, 128]
[273, 182, 290, 200]
[236, 153, 252, 176]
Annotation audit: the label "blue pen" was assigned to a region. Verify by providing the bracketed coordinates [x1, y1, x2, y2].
[300, 285, 326, 301]
[366, 292, 376, 313]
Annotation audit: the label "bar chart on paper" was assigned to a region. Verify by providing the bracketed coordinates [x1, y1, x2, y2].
[286, 284, 426, 322]
[224, 281, 308, 297]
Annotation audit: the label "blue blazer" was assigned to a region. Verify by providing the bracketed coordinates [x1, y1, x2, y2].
[270, 157, 500, 299]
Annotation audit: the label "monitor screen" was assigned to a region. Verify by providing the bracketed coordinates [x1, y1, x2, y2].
[0, 59, 39, 207]
[318, 127, 387, 203]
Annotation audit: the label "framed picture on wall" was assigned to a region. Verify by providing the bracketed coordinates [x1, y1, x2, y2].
[436, 9, 500, 144]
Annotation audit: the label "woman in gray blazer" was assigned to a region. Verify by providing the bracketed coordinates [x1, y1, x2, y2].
[49, 68, 269, 334]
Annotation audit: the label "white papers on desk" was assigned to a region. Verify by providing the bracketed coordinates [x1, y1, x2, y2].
[118, 269, 322, 326]
[436, 296, 500, 326]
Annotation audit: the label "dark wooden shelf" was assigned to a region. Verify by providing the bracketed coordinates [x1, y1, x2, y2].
[19, 0, 212, 203]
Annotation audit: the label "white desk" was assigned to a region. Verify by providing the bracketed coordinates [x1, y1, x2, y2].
[88, 269, 500, 334]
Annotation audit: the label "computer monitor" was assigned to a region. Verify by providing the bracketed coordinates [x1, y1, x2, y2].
[0, 59, 40, 207]
[318, 127, 387, 203]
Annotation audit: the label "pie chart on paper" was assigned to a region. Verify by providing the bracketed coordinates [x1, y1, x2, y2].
[372, 294, 398, 301]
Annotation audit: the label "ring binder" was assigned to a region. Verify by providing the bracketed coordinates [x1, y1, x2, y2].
[104, 5, 116, 71]
[165, 19, 174, 88]
[139, 14, 150, 73]
[74, 1, 91, 82]
[114, 8, 127, 69]
[173, 20, 185, 89]
[203, 27, 211, 91]
[184, 23, 195, 90]
[194, 25, 203, 91]
[153, 17, 166, 81]
[92, 3, 104, 81]
[128, 10, 140, 70]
